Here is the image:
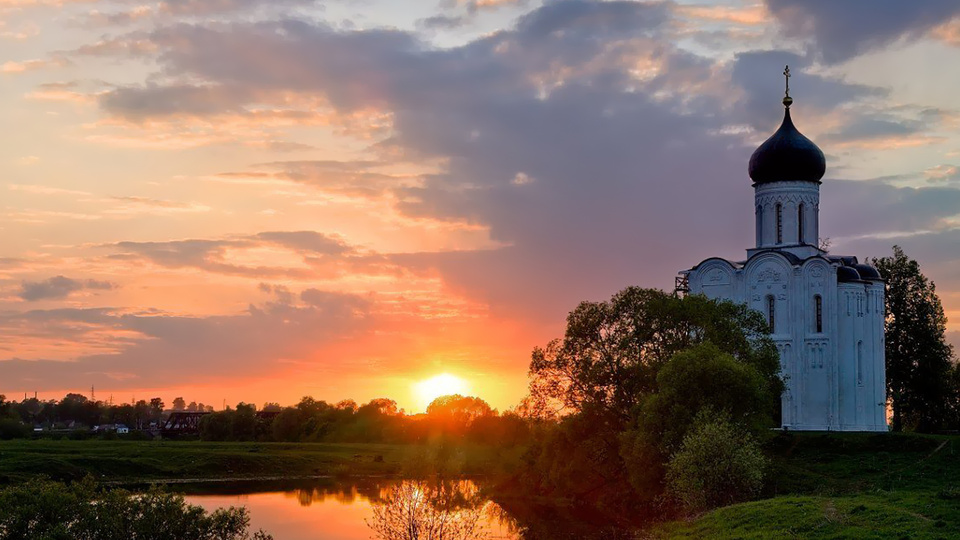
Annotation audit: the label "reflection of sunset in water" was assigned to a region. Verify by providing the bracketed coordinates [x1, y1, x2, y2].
[186, 479, 637, 539]
[369, 480, 487, 540]
[186, 480, 520, 540]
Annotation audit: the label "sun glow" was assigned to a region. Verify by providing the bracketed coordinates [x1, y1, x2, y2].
[414, 373, 469, 411]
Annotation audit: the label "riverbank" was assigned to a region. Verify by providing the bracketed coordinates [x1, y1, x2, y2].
[0, 440, 515, 484]
[653, 431, 960, 538]
[3, 433, 957, 538]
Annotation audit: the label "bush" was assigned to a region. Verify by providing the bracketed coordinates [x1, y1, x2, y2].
[0, 479, 273, 540]
[621, 342, 777, 500]
[637, 342, 777, 455]
[665, 411, 766, 513]
[0, 419, 30, 440]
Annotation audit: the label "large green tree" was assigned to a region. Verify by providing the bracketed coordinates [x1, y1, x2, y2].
[523, 287, 782, 508]
[527, 287, 781, 425]
[873, 246, 956, 432]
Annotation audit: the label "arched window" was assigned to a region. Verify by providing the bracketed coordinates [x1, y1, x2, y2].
[767, 295, 776, 333]
[798, 203, 805, 244]
[815, 295, 822, 333]
[756, 205, 764, 245]
[857, 341, 864, 386]
[776, 203, 783, 244]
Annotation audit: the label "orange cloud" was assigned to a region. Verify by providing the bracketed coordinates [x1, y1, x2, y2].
[675, 4, 769, 26]
[2, 56, 68, 72]
[830, 134, 945, 150]
[931, 19, 960, 46]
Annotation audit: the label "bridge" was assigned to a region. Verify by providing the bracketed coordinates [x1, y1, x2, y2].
[161, 411, 210, 436]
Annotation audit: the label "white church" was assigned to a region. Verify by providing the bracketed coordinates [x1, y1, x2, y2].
[679, 68, 887, 432]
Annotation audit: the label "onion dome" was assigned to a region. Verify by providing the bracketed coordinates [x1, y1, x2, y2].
[748, 66, 826, 185]
[852, 264, 882, 281]
[837, 266, 861, 283]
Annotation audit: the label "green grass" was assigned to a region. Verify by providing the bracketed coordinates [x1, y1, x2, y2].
[0, 439, 522, 484]
[0, 439, 511, 484]
[654, 432, 960, 539]
[656, 494, 957, 539]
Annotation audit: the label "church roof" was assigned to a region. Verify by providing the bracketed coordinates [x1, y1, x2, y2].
[686, 252, 883, 284]
[837, 265, 861, 283]
[851, 263, 882, 281]
[748, 67, 826, 185]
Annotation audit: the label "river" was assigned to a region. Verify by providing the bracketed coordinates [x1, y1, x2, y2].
[182, 478, 638, 540]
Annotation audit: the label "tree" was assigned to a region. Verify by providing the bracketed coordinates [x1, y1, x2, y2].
[523, 287, 781, 509]
[134, 400, 151, 430]
[172, 397, 186, 411]
[358, 398, 400, 417]
[57, 393, 90, 426]
[618, 342, 776, 502]
[199, 412, 233, 441]
[873, 246, 956, 432]
[426, 395, 493, 424]
[528, 287, 780, 425]
[336, 400, 358, 414]
[149, 398, 165, 424]
[633, 342, 775, 455]
[232, 403, 258, 440]
[948, 364, 960, 430]
[271, 408, 303, 442]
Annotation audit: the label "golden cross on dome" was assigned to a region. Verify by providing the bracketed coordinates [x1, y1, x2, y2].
[783, 65, 793, 108]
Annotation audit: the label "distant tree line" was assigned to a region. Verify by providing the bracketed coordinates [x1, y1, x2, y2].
[0, 394, 174, 439]
[197, 395, 530, 445]
[0, 391, 531, 446]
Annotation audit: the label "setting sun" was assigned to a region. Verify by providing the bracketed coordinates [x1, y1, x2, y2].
[414, 374, 469, 411]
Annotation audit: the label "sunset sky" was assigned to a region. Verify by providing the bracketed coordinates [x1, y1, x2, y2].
[2, 0, 960, 412]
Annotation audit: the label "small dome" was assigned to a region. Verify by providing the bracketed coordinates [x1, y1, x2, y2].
[837, 266, 861, 283]
[852, 264, 882, 281]
[748, 107, 826, 185]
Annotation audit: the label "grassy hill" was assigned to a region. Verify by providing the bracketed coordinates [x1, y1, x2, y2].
[655, 432, 960, 539]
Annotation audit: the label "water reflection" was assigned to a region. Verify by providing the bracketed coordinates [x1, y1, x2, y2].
[368, 480, 485, 540]
[286, 483, 375, 507]
[182, 479, 637, 540]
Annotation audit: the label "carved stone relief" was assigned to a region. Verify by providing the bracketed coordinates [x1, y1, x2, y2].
[704, 268, 730, 285]
[757, 268, 782, 283]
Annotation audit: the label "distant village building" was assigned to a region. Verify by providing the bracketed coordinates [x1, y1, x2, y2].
[679, 67, 887, 431]
[93, 423, 130, 434]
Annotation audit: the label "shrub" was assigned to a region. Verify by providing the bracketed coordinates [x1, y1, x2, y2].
[0, 479, 273, 540]
[621, 342, 777, 500]
[0, 419, 30, 440]
[665, 411, 766, 512]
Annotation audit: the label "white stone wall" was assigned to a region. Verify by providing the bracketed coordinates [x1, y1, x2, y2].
[687, 253, 887, 432]
[753, 181, 821, 259]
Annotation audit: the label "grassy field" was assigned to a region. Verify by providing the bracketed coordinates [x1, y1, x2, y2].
[0, 439, 511, 484]
[655, 432, 960, 539]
